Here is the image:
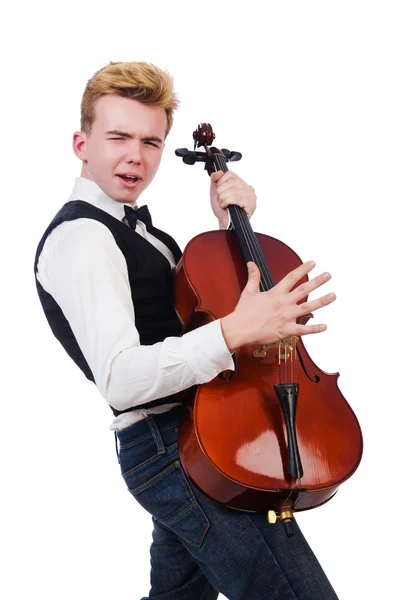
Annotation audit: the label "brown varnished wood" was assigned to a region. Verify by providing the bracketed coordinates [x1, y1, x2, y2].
[175, 230, 363, 513]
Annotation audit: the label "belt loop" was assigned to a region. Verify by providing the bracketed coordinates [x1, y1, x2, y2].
[146, 417, 166, 455]
[114, 431, 120, 463]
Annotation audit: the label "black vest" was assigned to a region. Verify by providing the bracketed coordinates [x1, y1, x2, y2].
[33, 200, 183, 416]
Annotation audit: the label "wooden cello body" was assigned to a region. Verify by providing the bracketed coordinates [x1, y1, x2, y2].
[174, 124, 363, 523]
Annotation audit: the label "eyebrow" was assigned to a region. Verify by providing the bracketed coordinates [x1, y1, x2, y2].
[105, 130, 163, 144]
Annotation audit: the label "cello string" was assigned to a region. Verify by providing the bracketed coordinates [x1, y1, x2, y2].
[215, 153, 302, 491]
[216, 154, 297, 383]
[278, 342, 281, 380]
[229, 184, 273, 289]
[216, 154, 298, 385]
[210, 148, 309, 503]
[236, 205, 273, 290]
[291, 344, 294, 383]
[229, 178, 274, 289]
[215, 154, 274, 290]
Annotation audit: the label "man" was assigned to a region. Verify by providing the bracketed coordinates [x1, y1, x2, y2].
[34, 61, 338, 599]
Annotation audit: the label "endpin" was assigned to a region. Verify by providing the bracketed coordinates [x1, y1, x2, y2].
[267, 507, 295, 537]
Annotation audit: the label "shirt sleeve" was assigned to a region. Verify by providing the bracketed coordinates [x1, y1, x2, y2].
[36, 219, 234, 411]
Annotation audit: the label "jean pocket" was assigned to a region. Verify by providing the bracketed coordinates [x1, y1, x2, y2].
[129, 459, 210, 548]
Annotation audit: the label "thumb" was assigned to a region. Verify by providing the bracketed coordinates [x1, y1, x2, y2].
[210, 170, 224, 185]
[245, 262, 260, 293]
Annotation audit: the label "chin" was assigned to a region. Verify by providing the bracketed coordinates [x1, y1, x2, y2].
[117, 191, 140, 204]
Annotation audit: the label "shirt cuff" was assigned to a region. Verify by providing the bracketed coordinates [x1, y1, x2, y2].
[181, 319, 235, 382]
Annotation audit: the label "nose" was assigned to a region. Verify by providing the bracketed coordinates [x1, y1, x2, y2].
[126, 139, 142, 165]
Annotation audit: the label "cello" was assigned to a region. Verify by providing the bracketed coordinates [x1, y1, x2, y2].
[174, 124, 363, 535]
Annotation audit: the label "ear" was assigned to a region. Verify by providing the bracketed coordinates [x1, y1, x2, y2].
[73, 131, 87, 161]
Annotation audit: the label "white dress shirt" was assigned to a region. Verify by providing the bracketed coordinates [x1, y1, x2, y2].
[36, 177, 234, 431]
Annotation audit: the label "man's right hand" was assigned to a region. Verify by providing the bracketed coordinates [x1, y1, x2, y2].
[220, 260, 336, 353]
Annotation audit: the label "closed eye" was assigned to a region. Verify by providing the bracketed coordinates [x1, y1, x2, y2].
[108, 138, 159, 147]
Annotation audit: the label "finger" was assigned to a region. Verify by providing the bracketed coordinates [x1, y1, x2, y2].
[290, 271, 332, 302]
[218, 189, 255, 211]
[297, 292, 336, 316]
[275, 261, 316, 293]
[216, 180, 245, 196]
[218, 191, 248, 209]
[214, 170, 235, 184]
[210, 170, 226, 184]
[220, 200, 254, 218]
[219, 196, 247, 210]
[294, 322, 328, 336]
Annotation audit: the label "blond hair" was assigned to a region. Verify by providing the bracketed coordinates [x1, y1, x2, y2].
[80, 61, 179, 137]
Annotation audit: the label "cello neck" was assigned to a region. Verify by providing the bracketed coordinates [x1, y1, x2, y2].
[212, 152, 274, 292]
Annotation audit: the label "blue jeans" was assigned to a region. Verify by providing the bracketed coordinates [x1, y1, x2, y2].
[116, 406, 338, 600]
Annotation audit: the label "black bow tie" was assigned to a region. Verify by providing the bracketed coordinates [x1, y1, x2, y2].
[123, 204, 152, 230]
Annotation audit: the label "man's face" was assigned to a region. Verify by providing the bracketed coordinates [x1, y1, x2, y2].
[74, 95, 167, 204]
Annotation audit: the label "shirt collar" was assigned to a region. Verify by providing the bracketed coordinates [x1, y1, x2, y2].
[68, 177, 137, 221]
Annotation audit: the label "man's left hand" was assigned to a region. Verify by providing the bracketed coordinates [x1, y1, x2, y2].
[210, 170, 257, 230]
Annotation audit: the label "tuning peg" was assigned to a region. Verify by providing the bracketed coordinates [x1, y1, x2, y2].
[182, 152, 198, 165]
[175, 148, 189, 157]
[228, 151, 242, 162]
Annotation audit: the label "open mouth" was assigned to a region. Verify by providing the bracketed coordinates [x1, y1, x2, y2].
[117, 174, 140, 182]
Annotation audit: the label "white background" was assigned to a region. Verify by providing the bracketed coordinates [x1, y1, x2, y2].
[2, 1, 396, 598]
